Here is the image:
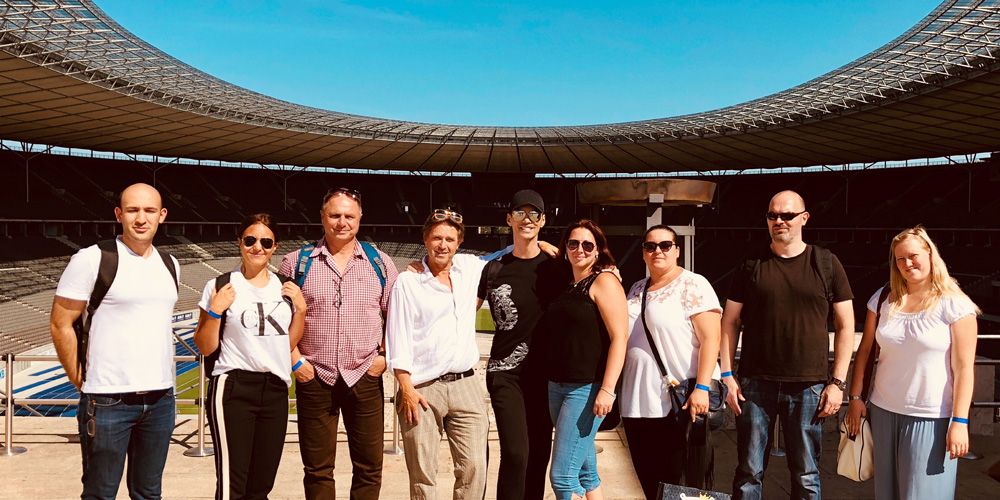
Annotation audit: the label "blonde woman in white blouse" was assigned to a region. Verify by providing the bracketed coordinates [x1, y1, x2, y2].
[846, 226, 979, 500]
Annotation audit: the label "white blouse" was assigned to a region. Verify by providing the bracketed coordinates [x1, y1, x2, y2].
[621, 270, 722, 418]
[868, 287, 977, 418]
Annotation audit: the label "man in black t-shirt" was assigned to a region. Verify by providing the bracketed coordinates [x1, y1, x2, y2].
[477, 189, 564, 500]
[720, 190, 855, 500]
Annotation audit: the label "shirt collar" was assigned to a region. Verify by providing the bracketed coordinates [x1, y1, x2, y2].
[419, 255, 463, 284]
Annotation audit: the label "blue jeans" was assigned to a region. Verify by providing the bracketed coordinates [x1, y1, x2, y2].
[548, 381, 604, 500]
[733, 378, 823, 500]
[77, 389, 176, 500]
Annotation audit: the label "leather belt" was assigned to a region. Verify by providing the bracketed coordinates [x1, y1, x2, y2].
[437, 369, 475, 383]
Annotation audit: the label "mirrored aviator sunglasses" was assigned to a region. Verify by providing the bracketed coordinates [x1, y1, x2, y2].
[510, 209, 542, 223]
[432, 208, 463, 224]
[242, 235, 275, 249]
[642, 240, 675, 253]
[566, 239, 596, 253]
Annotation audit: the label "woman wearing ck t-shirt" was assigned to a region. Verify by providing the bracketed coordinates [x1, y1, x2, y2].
[194, 213, 306, 500]
[846, 226, 979, 500]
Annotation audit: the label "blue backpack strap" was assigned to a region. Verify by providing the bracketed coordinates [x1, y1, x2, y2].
[294, 242, 317, 288]
[359, 241, 387, 293]
[480, 244, 513, 262]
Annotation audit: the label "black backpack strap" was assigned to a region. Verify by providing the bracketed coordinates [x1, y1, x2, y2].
[156, 248, 178, 291]
[203, 272, 233, 374]
[484, 258, 504, 293]
[810, 245, 835, 304]
[77, 239, 120, 382]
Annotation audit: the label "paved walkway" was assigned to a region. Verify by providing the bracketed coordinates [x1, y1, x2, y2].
[2, 416, 999, 499]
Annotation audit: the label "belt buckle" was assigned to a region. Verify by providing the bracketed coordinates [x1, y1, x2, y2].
[440, 373, 457, 382]
[135, 391, 149, 395]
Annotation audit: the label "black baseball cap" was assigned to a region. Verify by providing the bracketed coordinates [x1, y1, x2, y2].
[510, 189, 544, 213]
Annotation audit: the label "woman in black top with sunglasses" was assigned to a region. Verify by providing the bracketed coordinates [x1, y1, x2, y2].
[194, 213, 306, 500]
[540, 219, 628, 500]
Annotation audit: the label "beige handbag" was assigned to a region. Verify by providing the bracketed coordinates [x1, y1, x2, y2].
[837, 417, 874, 482]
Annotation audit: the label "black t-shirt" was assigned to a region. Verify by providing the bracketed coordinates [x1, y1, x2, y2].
[541, 272, 611, 383]
[728, 245, 853, 382]
[477, 252, 565, 377]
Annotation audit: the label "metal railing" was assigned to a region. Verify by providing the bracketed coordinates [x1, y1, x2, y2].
[2, 352, 999, 458]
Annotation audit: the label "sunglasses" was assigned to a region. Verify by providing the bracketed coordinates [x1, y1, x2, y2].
[432, 208, 463, 224]
[242, 235, 275, 249]
[765, 211, 805, 222]
[510, 210, 542, 223]
[642, 240, 676, 253]
[324, 187, 362, 206]
[566, 239, 596, 253]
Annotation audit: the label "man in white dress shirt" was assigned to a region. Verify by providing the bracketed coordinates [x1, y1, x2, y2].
[386, 209, 490, 500]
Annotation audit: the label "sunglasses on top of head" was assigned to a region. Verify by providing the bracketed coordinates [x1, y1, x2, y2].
[566, 239, 596, 253]
[324, 187, 362, 206]
[510, 210, 542, 223]
[242, 235, 275, 250]
[642, 240, 676, 253]
[765, 210, 805, 222]
[432, 208, 463, 224]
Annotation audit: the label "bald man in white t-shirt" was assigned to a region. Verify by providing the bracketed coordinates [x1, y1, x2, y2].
[50, 183, 180, 500]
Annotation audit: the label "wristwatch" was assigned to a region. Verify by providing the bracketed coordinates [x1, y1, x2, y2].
[829, 378, 847, 391]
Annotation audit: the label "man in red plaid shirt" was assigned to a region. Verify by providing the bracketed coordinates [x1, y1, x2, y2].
[279, 188, 398, 500]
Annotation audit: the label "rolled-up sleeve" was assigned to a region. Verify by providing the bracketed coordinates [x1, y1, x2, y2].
[385, 279, 415, 375]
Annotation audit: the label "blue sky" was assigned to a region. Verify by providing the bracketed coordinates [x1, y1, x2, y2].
[96, 0, 940, 127]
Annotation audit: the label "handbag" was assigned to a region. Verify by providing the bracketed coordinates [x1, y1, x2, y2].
[640, 278, 728, 430]
[837, 417, 874, 482]
[656, 482, 731, 500]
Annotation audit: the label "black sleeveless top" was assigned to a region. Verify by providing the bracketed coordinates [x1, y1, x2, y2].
[542, 272, 611, 383]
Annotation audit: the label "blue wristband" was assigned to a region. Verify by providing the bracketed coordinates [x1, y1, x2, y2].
[292, 359, 304, 372]
[695, 383, 711, 392]
[952, 417, 969, 425]
[206, 309, 222, 319]
[720, 371, 733, 378]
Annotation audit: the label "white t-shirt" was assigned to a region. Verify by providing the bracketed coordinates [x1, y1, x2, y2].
[868, 287, 978, 418]
[198, 271, 294, 386]
[386, 254, 487, 385]
[55, 238, 179, 394]
[621, 270, 722, 418]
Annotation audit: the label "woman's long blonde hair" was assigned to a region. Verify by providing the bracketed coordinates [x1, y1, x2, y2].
[887, 226, 980, 314]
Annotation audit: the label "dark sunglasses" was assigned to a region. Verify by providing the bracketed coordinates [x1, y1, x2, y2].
[510, 210, 542, 223]
[324, 187, 362, 206]
[765, 210, 805, 222]
[432, 208, 463, 224]
[566, 239, 596, 253]
[642, 240, 676, 253]
[242, 235, 275, 249]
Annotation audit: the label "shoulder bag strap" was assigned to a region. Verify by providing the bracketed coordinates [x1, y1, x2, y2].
[640, 278, 672, 381]
[860, 283, 891, 402]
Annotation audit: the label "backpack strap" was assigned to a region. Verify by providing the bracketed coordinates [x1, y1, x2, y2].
[860, 282, 891, 403]
[76, 239, 120, 382]
[155, 248, 179, 291]
[203, 272, 233, 375]
[484, 258, 504, 293]
[810, 245, 835, 304]
[293, 242, 317, 288]
[359, 241, 387, 294]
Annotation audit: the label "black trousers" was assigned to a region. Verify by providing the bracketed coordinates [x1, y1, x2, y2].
[622, 416, 688, 500]
[207, 370, 289, 500]
[486, 371, 553, 500]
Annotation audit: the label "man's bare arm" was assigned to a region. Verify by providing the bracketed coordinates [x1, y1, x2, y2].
[50, 296, 86, 390]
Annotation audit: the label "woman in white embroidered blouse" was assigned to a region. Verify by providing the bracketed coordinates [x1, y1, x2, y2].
[846, 226, 979, 500]
[621, 225, 722, 499]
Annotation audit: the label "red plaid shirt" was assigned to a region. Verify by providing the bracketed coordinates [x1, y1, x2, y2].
[279, 238, 398, 387]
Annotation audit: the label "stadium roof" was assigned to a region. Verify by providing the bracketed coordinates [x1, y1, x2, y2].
[1, 0, 1000, 174]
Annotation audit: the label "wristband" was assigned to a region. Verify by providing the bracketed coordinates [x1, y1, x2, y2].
[206, 309, 222, 319]
[695, 383, 711, 392]
[600, 387, 616, 398]
[951, 417, 969, 425]
[849, 396, 862, 401]
[720, 371, 733, 378]
[292, 359, 304, 372]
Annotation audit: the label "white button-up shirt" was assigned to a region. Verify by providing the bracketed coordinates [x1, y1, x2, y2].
[386, 253, 486, 386]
